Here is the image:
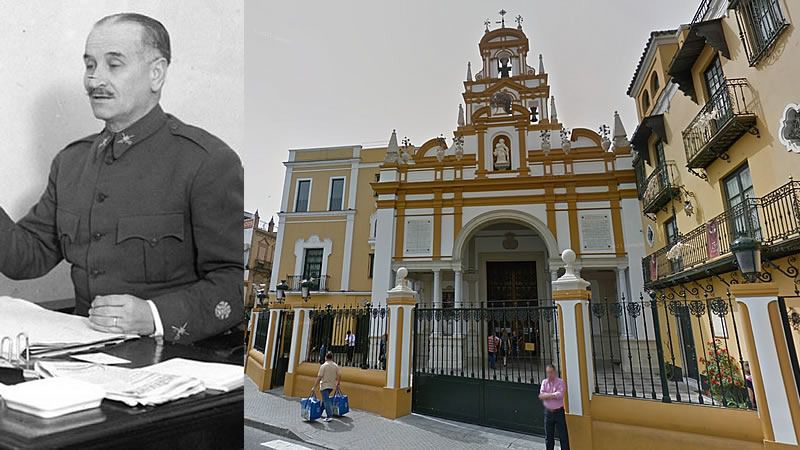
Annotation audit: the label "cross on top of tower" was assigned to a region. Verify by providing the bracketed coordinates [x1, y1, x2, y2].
[515, 15, 523, 30]
[496, 9, 507, 28]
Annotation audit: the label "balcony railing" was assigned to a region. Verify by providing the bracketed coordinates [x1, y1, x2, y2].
[644, 180, 800, 285]
[640, 162, 681, 214]
[691, 0, 714, 25]
[287, 274, 330, 292]
[683, 78, 758, 169]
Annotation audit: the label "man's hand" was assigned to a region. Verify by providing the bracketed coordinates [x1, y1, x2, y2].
[88, 294, 155, 336]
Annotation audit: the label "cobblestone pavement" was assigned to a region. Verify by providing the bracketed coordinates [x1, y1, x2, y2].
[244, 378, 556, 449]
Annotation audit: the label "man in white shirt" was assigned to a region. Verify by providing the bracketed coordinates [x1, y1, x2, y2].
[345, 330, 356, 366]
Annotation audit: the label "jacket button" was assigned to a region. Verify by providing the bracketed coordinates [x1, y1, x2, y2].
[89, 269, 104, 278]
[96, 192, 108, 203]
[92, 232, 104, 241]
[150, 237, 159, 246]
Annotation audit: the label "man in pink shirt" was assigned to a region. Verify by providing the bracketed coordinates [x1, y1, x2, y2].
[538, 364, 570, 450]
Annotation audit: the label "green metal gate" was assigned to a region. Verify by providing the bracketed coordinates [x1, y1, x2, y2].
[411, 303, 560, 435]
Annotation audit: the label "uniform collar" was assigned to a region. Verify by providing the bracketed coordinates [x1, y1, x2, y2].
[95, 105, 167, 160]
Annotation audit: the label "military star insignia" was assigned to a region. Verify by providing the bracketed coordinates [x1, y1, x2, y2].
[117, 133, 134, 146]
[171, 322, 190, 341]
[99, 136, 110, 148]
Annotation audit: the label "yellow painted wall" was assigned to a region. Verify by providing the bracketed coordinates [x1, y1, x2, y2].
[588, 395, 763, 450]
[288, 166, 351, 213]
[277, 219, 346, 291]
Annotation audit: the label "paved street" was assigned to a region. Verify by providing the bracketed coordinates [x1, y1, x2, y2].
[244, 378, 555, 449]
[245, 425, 326, 450]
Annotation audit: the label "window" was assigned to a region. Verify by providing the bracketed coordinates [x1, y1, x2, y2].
[641, 89, 651, 113]
[368, 253, 375, 279]
[665, 216, 682, 273]
[703, 56, 730, 129]
[664, 216, 679, 246]
[651, 72, 660, 93]
[303, 248, 323, 290]
[733, 0, 788, 66]
[295, 180, 311, 212]
[654, 140, 669, 189]
[328, 177, 345, 211]
[723, 164, 761, 239]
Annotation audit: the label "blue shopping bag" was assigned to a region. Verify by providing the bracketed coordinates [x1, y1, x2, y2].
[300, 395, 322, 421]
[332, 389, 349, 416]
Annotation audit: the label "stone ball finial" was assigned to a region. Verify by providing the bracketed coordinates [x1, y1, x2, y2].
[395, 267, 408, 288]
[561, 249, 576, 265]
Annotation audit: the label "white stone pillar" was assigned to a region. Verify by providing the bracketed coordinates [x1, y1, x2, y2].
[731, 284, 800, 446]
[551, 249, 593, 446]
[386, 268, 416, 391]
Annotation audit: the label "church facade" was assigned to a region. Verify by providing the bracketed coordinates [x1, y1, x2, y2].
[269, 22, 646, 313]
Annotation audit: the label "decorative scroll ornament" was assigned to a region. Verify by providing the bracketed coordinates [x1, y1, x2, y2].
[540, 129, 551, 155]
[778, 103, 800, 153]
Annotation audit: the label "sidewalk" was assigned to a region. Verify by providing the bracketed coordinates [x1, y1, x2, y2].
[244, 378, 555, 450]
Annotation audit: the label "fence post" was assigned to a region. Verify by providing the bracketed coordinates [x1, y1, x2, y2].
[382, 267, 415, 419]
[648, 296, 672, 403]
[730, 283, 800, 448]
[552, 249, 593, 449]
[283, 307, 311, 397]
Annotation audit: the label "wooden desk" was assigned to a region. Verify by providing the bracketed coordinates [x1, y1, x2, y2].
[0, 335, 244, 449]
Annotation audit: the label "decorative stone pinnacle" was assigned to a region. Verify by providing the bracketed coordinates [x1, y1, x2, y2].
[554, 248, 590, 290]
[388, 267, 415, 295]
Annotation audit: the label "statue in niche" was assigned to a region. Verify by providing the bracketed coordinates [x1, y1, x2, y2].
[493, 138, 511, 170]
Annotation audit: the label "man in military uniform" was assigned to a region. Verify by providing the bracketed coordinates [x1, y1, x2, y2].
[0, 13, 243, 343]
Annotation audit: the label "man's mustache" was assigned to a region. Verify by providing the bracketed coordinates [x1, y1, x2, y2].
[87, 88, 114, 98]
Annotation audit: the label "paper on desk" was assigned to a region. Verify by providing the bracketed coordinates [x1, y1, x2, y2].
[0, 296, 138, 357]
[36, 361, 204, 407]
[70, 353, 131, 365]
[146, 358, 244, 392]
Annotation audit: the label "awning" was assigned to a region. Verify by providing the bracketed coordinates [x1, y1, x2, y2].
[630, 114, 667, 163]
[667, 19, 730, 101]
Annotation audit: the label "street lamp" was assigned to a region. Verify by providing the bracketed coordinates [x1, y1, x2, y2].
[255, 284, 267, 306]
[732, 235, 762, 283]
[275, 280, 288, 304]
[300, 278, 314, 302]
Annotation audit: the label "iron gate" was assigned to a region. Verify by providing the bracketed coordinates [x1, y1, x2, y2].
[778, 296, 800, 401]
[411, 302, 559, 435]
[270, 310, 294, 389]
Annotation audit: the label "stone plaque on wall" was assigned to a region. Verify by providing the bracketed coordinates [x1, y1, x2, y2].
[579, 213, 613, 252]
[405, 218, 433, 255]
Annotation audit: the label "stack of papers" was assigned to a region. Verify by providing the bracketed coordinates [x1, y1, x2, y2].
[36, 361, 205, 407]
[146, 358, 244, 391]
[0, 377, 105, 418]
[0, 296, 137, 357]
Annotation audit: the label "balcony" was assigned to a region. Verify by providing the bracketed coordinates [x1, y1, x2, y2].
[643, 180, 800, 287]
[683, 78, 758, 169]
[640, 162, 681, 214]
[287, 274, 331, 292]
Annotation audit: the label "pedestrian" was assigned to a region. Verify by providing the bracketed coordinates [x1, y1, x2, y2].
[345, 330, 356, 365]
[501, 331, 512, 367]
[511, 330, 520, 359]
[311, 351, 341, 423]
[744, 364, 756, 408]
[487, 332, 500, 370]
[379, 333, 388, 370]
[539, 364, 570, 450]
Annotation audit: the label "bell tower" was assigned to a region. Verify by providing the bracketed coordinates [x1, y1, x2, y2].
[459, 11, 561, 176]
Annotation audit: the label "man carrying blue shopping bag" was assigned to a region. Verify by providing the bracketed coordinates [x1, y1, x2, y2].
[311, 351, 341, 422]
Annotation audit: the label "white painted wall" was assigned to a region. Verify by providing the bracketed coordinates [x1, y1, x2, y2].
[0, 1, 244, 302]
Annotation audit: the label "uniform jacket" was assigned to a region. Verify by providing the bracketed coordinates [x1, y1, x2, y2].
[0, 105, 244, 343]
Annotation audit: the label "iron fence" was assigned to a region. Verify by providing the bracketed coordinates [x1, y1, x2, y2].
[778, 296, 800, 402]
[644, 180, 800, 285]
[589, 293, 755, 410]
[287, 274, 330, 292]
[305, 304, 389, 370]
[252, 310, 269, 353]
[413, 304, 560, 385]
